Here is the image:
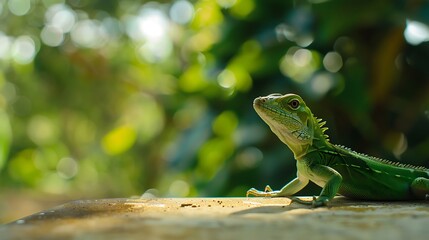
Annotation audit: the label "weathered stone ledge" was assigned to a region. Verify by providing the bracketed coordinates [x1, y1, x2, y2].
[1, 197, 429, 240]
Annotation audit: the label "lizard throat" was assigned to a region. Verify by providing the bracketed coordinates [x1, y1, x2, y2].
[254, 102, 314, 157]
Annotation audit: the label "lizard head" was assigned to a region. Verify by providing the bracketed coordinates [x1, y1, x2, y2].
[253, 93, 327, 157]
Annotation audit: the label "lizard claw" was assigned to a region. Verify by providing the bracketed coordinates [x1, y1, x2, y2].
[264, 185, 273, 192]
[311, 196, 329, 207]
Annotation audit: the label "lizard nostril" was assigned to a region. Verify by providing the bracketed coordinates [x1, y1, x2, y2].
[253, 97, 264, 105]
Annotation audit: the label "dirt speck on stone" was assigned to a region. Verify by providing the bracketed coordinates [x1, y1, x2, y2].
[180, 203, 193, 207]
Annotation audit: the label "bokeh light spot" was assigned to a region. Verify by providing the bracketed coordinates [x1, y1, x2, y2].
[138, 38, 173, 63]
[229, 0, 254, 18]
[170, 0, 194, 25]
[293, 48, 312, 67]
[71, 20, 108, 48]
[311, 72, 335, 96]
[168, 180, 190, 197]
[41, 26, 64, 47]
[126, 7, 169, 42]
[102, 125, 137, 156]
[404, 20, 429, 45]
[141, 188, 160, 198]
[57, 157, 79, 179]
[0, 33, 13, 60]
[280, 47, 321, 82]
[323, 51, 343, 73]
[217, 0, 237, 8]
[11, 36, 36, 64]
[217, 69, 236, 89]
[212, 111, 238, 137]
[45, 4, 76, 33]
[27, 115, 57, 146]
[275, 24, 314, 48]
[8, 0, 31, 16]
[125, 5, 172, 62]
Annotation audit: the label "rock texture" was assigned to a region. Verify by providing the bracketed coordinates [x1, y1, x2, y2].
[1, 197, 429, 240]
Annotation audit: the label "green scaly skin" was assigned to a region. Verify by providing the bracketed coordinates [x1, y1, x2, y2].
[247, 93, 429, 207]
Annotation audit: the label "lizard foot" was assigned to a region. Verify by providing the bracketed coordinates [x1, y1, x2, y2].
[246, 185, 279, 197]
[291, 196, 329, 208]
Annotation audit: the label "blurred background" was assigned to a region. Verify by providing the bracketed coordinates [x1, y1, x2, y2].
[1, 0, 429, 223]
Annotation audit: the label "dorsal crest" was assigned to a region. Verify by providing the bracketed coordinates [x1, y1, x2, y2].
[335, 144, 429, 171]
[315, 116, 330, 142]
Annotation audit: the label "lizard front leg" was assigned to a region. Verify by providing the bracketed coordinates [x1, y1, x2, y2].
[293, 165, 342, 207]
[246, 173, 309, 198]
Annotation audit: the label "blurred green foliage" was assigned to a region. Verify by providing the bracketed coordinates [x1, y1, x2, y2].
[1, 0, 429, 220]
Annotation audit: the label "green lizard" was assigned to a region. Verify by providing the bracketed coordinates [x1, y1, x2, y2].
[247, 93, 429, 207]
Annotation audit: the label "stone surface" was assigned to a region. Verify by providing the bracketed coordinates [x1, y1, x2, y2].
[1, 197, 429, 240]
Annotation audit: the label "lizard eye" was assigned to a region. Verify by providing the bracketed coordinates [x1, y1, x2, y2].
[288, 99, 300, 109]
